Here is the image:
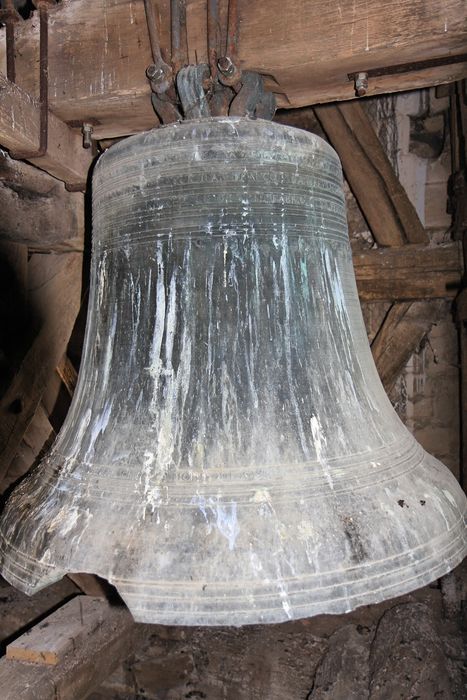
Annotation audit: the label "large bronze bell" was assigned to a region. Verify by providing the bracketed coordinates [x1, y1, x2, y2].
[0, 118, 465, 625]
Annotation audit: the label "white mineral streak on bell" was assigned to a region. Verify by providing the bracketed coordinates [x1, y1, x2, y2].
[153, 267, 178, 480]
[67, 407, 91, 462]
[249, 546, 264, 577]
[87, 398, 113, 460]
[148, 242, 166, 409]
[275, 563, 293, 619]
[310, 415, 334, 490]
[140, 451, 160, 517]
[214, 500, 240, 551]
[279, 230, 308, 456]
[191, 494, 212, 531]
[101, 311, 117, 394]
[223, 239, 228, 287]
[191, 495, 239, 550]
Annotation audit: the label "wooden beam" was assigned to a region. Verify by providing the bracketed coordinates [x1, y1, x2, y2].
[353, 242, 463, 302]
[1, 0, 465, 139]
[0, 155, 85, 252]
[0, 252, 82, 485]
[0, 596, 145, 700]
[371, 301, 445, 391]
[56, 354, 79, 397]
[314, 101, 428, 246]
[0, 73, 92, 185]
[0, 576, 78, 649]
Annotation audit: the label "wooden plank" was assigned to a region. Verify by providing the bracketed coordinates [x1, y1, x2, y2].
[0, 596, 145, 700]
[0, 0, 465, 139]
[371, 301, 444, 391]
[56, 354, 79, 398]
[0, 576, 78, 648]
[353, 242, 463, 302]
[0, 252, 82, 485]
[314, 101, 428, 246]
[0, 155, 85, 252]
[6, 597, 106, 666]
[0, 73, 92, 186]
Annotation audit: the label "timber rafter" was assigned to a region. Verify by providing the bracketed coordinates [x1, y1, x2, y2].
[0, 0, 465, 140]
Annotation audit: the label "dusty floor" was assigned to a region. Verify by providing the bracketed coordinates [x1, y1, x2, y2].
[1, 560, 465, 700]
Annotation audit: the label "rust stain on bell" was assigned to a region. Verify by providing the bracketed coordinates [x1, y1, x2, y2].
[0, 118, 465, 625]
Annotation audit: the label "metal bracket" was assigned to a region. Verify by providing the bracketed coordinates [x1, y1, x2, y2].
[10, 1, 56, 161]
[177, 64, 211, 120]
[151, 93, 182, 124]
[229, 71, 276, 120]
[0, 0, 23, 83]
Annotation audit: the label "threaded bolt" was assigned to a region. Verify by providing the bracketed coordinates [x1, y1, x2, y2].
[355, 72, 369, 97]
[82, 123, 93, 149]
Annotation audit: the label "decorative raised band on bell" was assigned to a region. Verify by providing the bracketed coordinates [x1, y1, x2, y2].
[0, 118, 465, 625]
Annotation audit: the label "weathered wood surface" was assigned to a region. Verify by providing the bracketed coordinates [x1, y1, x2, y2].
[56, 354, 79, 398]
[0, 252, 82, 486]
[309, 98, 449, 393]
[315, 101, 428, 246]
[0, 597, 144, 700]
[0, 576, 79, 649]
[0, 73, 92, 185]
[353, 242, 463, 302]
[0, 155, 85, 251]
[6, 597, 107, 666]
[371, 301, 445, 391]
[0, 0, 465, 138]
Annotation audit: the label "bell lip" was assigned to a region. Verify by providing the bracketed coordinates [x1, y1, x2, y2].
[1, 513, 465, 627]
[113, 519, 467, 626]
[95, 115, 340, 175]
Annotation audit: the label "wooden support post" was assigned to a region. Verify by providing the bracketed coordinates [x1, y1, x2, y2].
[314, 101, 428, 246]
[0, 596, 145, 700]
[311, 99, 446, 389]
[371, 301, 444, 391]
[0, 73, 92, 186]
[0, 154, 85, 252]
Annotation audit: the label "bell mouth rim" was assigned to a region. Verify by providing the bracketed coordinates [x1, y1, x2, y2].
[110, 512, 467, 625]
[1, 509, 465, 627]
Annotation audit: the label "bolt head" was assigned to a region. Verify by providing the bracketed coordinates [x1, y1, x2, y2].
[217, 56, 235, 76]
[146, 64, 165, 82]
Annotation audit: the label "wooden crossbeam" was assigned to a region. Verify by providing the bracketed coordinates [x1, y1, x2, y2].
[353, 242, 462, 302]
[0, 73, 92, 185]
[0, 0, 465, 139]
[0, 596, 144, 700]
